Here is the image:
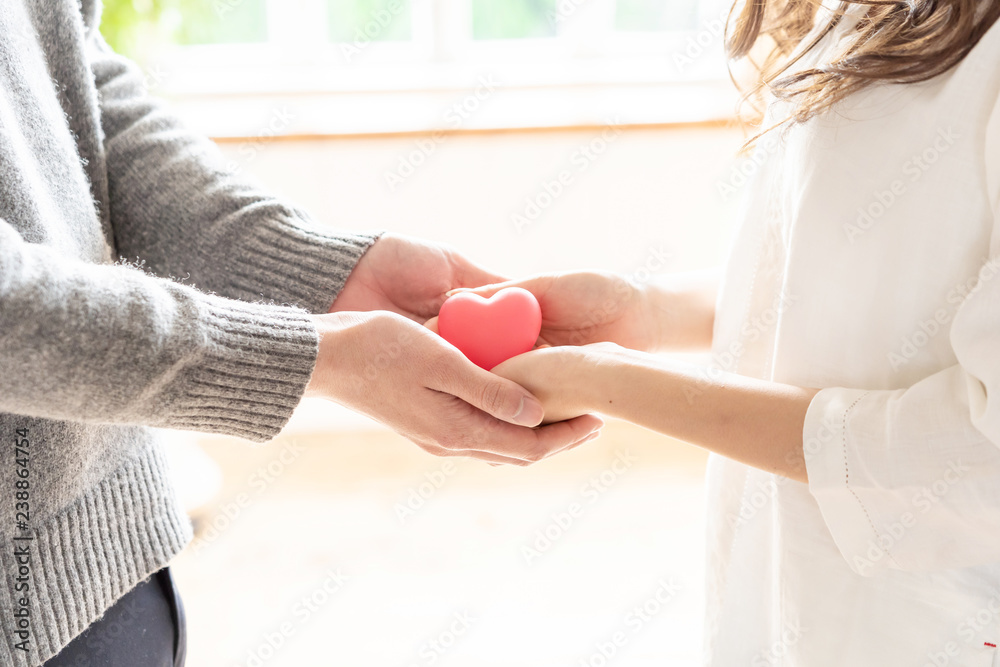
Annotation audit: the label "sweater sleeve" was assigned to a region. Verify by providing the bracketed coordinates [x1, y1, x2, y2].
[87, 29, 381, 314]
[802, 94, 1000, 577]
[0, 218, 322, 443]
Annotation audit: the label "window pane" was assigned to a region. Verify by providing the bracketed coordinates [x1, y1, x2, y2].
[472, 0, 557, 40]
[328, 0, 412, 42]
[174, 0, 268, 45]
[615, 0, 699, 31]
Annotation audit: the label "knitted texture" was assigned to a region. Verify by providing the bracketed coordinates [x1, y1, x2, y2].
[0, 1, 380, 664]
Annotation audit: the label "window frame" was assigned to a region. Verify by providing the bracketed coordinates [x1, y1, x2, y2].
[149, 0, 736, 137]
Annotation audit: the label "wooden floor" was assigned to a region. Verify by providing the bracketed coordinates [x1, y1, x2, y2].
[170, 418, 709, 667]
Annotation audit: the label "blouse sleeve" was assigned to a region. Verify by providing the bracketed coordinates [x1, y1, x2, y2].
[802, 91, 1000, 576]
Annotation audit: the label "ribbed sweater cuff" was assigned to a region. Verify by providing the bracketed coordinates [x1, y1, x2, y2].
[223, 214, 383, 314]
[154, 293, 323, 443]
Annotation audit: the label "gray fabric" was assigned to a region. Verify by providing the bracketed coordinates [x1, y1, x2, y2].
[0, 1, 380, 664]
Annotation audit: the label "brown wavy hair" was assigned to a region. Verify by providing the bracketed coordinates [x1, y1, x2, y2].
[726, 0, 1000, 143]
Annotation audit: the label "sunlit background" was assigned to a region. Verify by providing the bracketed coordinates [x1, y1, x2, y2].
[106, 0, 754, 664]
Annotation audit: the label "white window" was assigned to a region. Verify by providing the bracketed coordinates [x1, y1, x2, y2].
[142, 0, 735, 136]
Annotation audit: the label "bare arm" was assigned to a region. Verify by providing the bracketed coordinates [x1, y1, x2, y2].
[642, 267, 721, 352]
[491, 344, 818, 481]
[588, 347, 817, 481]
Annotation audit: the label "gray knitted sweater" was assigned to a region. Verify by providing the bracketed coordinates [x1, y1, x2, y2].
[0, 1, 380, 664]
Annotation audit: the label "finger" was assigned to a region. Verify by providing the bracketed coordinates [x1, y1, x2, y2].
[530, 414, 605, 457]
[419, 442, 530, 466]
[447, 275, 557, 309]
[514, 414, 604, 462]
[445, 279, 520, 299]
[542, 426, 602, 459]
[424, 316, 440, 334]
[433, 358, 546, 428]
[472, 428, 599, 466]
[451, 255, 508, 291]
[448, 413, 604, 462]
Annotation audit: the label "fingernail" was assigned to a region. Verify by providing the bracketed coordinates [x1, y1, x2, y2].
[445, 288, 468, 297]
[513, 396, 544, 427]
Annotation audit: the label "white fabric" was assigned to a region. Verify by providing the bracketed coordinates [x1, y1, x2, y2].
[705, 11, 1000, 667]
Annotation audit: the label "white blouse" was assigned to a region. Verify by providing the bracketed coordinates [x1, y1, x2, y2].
[706, 5, 1000, 666]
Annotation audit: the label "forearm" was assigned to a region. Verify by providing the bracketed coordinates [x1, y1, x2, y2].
[588, 351, 818, 481]
[643, 267, 721, 352]
[0, 220, 318, 441]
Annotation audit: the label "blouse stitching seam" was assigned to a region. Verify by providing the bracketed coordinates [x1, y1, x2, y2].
[842, 390, 904, 569]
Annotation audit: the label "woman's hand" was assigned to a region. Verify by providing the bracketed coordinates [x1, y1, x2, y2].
[436, 271, 661, 351]
[490, 342, 630, 424]
[438, 268, 720, 353]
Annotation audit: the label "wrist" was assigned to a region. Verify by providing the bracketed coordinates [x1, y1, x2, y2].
[561, 349, 600, 416]
[633, 281, 663, 353]
[574, 343, 641, 418]
[304, 310, 378, 399]
[643, 269, 719, 352]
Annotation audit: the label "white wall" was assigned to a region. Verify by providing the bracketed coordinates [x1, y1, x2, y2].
[218, 124, 746, 279]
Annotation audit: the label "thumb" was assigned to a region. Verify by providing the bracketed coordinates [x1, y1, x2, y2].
[436, 358, 545, 427]
[451, 254, 508, 291]
[446, 279, 520, 299]
[446, 275, 553, 301]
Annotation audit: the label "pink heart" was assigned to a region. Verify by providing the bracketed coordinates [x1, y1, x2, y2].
[438, 287, 542, 370]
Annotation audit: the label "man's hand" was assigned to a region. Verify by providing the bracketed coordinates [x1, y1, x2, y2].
[330, 233, 505, 322]
[305, 311, 604, 464]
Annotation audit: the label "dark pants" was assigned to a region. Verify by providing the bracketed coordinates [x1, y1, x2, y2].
[42, 566, 186, 667]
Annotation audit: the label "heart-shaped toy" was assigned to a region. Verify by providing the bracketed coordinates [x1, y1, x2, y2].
[438, 287, 542, 370]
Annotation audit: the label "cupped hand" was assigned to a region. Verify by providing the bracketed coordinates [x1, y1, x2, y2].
[330, 232, 506, 322]
[306, 311, 604, 464]
[438, 271, 659, 352]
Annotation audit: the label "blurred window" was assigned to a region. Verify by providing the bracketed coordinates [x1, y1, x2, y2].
[615, 0, 700, 31]
[101, 0, 726, 72]
[177, 0, 269, 44]
[327, 0, 414, 42]
[100, 0, 732, 134]
[471, 0, 556, 40]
